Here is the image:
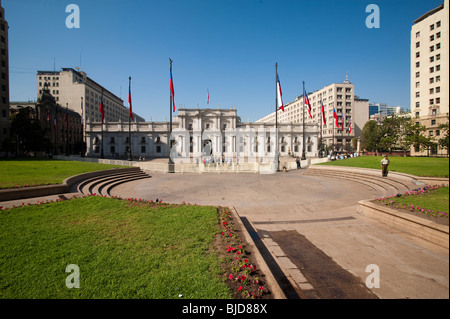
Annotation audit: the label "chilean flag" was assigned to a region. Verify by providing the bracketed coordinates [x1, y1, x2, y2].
[304, 89, 312, 119]
[128, 81, 133, 120]
[276, 74, 284, 112]
[321, 99, 326, 125]
[207, 89, 209, 105]
[170, 68, 175, 112]
[100, 94, 105, 124]
[348, 120, 352, 134]
[333, 107, 339, 127]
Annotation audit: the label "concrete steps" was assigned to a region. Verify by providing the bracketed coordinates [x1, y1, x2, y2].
[72, 167, 151, 197]
[303, 166, 417, 197]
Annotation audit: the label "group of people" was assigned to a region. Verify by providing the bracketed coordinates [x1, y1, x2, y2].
[201, 155, 237, 166]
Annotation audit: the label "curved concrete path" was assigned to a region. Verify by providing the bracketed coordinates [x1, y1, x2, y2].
[111, 168, 449, 299]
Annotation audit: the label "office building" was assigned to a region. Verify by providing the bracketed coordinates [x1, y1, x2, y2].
[410, 0, 449, 155]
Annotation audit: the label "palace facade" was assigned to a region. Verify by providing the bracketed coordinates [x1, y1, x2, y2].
[85, 107, 319, 163]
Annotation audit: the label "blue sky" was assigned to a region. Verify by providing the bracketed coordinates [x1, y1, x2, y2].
[4, 0, 444, 122]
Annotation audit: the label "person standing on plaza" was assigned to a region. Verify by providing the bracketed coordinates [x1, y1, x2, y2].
[296, 157, 301, 169]
[380, 155, 390, 177]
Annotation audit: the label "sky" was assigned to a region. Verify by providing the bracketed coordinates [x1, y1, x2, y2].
[3, 0, 445, 122]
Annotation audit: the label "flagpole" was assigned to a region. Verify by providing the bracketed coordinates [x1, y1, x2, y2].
[100, 89, 104, 159]
[332, 106, 335, 155]
[168, 58, 174, 169]
[128, 76, 133, 161]
[66, 103, 69, 156]
[320, 97, 323, 158]
[81, 97, 85, 157]
[275, 62, 279, 171]
[54, 110, 57, 156]
[301, 81, 306, 160]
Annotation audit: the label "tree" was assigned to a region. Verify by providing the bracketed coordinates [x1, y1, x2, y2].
[404, 121, 431, 154]
[438, 120, 449, 155]
[9, 107, 51, 156]
[361, 120, 381, 152]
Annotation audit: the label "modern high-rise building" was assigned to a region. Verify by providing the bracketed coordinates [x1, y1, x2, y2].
[0, 0, 9, 151]
[37, 68, 145, 125]
[256, 76, 369, 153]
[410, 0, 449, 155]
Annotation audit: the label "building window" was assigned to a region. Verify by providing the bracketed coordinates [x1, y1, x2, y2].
[416, 51, 420, 58]
[416, 41, 420, 48]
[436, 86, 440, 93]
[416, 92, 420, 97]
[436, 53, 440, 60]
[430, 67, 434, 73]
[110, 146, 115, 154]
[436, 98, 440, 104]
[416, 102, 420, 108]
[430, 99, 434, 105]
[416, 31, 420, 38]
[430, 88, 434, 94]
[416, 72, 420, 78]
[415, 112, 420, 118]
[430, 35, 434, 41]
[416, 62, 420, 67]
[436, 130, 440, 136]
[141, 146, 146, 153]
[416, 81, 420, 88]
[436, 21, 441, 28]
[430, 56, 434, 62]
[436, 65, 440, 71]
[430, 77, 434, 84]
[436, 43, 440, 49]
[431, 119, 436, 125]
[436, 32, 441, 39]
[156, 146, 161, 153]
[430, 24, 434, 31]
[430, 45, 434, 52]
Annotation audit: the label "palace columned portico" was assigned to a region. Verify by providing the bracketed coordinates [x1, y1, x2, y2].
[85, 107, 319, 163]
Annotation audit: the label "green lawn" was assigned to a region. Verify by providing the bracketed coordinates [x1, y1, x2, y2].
[0, 196, 232, 299]
[0, 159, 125, 189]
[376, 186, 449, 218]
[317, 156, 449, 177]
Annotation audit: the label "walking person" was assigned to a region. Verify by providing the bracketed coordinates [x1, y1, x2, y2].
[296, 157, 301, 169]
[380, 155, 390, 177]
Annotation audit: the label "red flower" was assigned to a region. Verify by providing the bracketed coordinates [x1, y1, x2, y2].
[237, 286, 242, 291]
[229, 274, 234, 280]
[236, 251, 241, 255]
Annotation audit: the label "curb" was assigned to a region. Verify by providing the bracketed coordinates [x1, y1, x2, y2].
[357, 200, 449, 248]
[0, 167, 140, 202]
[228, 207, 287, 299]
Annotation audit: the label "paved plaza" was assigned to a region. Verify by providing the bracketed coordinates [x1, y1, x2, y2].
[110, 168, 449, 299]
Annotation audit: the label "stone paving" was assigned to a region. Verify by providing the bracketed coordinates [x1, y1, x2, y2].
[110, 168, 449, 299]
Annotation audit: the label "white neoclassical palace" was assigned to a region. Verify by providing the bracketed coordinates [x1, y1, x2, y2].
[85, 107, 319, 163]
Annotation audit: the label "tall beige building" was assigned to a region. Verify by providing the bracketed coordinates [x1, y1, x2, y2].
[0, 0, 9, 150]
[37, 68, 145, 125]
[256, 78, 369, 153]
[410, 0, 449, 155]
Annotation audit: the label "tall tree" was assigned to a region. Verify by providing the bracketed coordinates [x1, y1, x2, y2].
[361, 120, 381, 152]
[10, 107, 50, 156]
[438, 118, 449, 155]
